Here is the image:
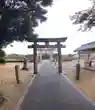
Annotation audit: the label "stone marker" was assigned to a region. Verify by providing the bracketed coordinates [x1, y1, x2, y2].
[15, 65, 20, 84]
[22, 57, 28, 71]
[89, 60, 92, 67]
[76, 63, 80, 80]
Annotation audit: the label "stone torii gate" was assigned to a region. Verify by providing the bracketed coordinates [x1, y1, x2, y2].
[28, 37, 67, 74]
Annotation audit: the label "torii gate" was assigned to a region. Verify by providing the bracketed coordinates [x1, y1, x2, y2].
[28, 37, 67, 74]
[37, 47, 55, 62]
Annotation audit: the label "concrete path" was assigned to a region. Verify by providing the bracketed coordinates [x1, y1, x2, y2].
[20, 60, 95, 110]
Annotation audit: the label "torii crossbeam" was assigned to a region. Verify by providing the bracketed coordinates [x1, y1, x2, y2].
[28, 44, 66, 48]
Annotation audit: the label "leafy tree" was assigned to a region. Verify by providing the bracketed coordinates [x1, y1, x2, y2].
[0, 0, 53, 48]
[70, 0, 95, 31]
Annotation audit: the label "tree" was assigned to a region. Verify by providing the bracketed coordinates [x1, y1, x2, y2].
[0, 50, 6, 58]
[70, 0, 95, 31]
[0, 50, 6, 63]
[0, 0, 53, 48]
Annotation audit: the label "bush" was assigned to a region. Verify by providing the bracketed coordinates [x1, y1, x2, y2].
[0, 50, 6, 58]
[0, 50, 6, 64]
[0, 58, 6, 64]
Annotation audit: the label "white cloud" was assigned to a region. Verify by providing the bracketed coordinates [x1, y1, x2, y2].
[4, 41, 33, 55]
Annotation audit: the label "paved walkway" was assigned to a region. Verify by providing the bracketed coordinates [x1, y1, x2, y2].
[20, 60, 95, 110]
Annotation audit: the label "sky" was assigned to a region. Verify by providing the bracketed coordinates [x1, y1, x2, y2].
[4, 0, 95, 55]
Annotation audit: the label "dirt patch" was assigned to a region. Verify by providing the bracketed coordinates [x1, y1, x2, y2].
[0, 63, 34, 110]
[63, 61, 95, 101]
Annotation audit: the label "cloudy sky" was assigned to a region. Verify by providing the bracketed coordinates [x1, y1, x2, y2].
[4, 0, 95, 55]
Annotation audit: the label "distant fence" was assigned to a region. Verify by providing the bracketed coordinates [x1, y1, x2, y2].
[62, 57, 77, 61]
[6, 58, 33, 63]
[6, 60, 24, 63]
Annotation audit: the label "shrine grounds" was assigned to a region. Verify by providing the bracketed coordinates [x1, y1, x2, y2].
[0, 60, 95, 110]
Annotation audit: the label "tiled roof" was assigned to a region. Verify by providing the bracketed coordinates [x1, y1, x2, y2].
[74, 41, 95, 52]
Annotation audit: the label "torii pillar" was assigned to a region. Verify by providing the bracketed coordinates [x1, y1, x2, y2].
[33, 41, 37, 74]
[57, 42, 62, 73]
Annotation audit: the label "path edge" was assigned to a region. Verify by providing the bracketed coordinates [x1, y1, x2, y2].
[61, 72, 95, 105]
[14, 74, 36, 110]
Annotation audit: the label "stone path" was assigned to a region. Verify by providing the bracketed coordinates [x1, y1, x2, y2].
[20, 60, 95, 110]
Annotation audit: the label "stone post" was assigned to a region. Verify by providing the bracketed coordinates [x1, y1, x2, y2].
[22, 57, 28, 70]
[15, 65, 20, 84]
[76, 63, 80, 80]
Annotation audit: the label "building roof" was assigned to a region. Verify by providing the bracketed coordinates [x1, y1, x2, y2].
[74, 41, 95, 52]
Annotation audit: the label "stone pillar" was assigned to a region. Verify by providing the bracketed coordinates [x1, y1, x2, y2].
[15, 65, 20, 84]
[40, 52, 42, 62]
[33, 41, 37, 74]
[57, 42, 62, 74]
[50, 53, 52, 61]
[50, 50, 53, 62]
[45, 41, 49, 47]
[22, 57, 28, 70]
[76, 63, 80, 80]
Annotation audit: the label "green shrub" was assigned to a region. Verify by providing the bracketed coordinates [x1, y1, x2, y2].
[0, 58, 6, 64]
[0, 50, 6, 58]
[0, 50, 6, 64]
